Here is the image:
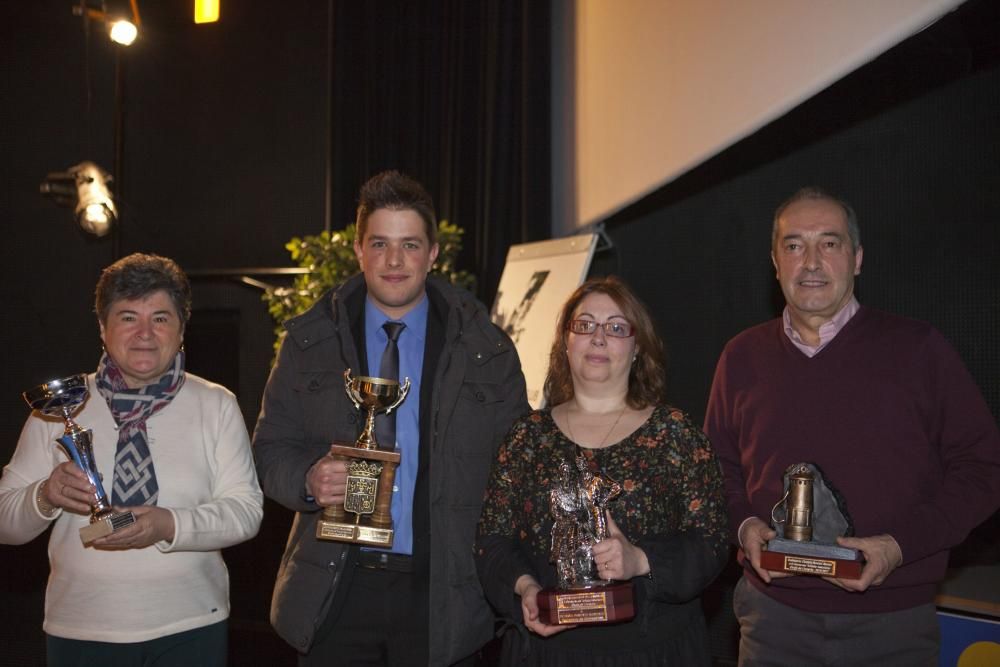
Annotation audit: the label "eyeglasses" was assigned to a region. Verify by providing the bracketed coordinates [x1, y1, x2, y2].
[567, 319, 635, 338]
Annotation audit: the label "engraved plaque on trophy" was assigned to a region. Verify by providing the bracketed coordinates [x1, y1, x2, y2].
[23, 375, 137, 546]
[536, 457, 635, 625]
[315, 369, 410, 546]
[760, 462, 864, 579]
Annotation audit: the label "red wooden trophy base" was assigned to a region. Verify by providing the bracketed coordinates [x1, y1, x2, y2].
[761, 543, 864, 579]
[537, 581, 635, 625]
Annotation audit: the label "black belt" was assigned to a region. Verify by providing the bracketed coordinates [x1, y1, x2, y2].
[356, 550, 413, 572]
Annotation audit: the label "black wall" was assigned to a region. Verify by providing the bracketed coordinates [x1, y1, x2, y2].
[2, 4, 329, 663]
[1, 1, 996, 665]
[2, 0, 328, 435]
[598, 60, 1000, 426]
[592, 15, 999, 430]
[587, 6, 999, 659]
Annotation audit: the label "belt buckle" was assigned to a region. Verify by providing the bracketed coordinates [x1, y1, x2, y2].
[358, 550, 412, 572]
[358, 551, 389, 570]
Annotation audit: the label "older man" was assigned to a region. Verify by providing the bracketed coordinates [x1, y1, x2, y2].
[705, 187, 1000, 666]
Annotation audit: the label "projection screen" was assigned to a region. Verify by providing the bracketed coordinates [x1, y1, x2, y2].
[552, 0, 966, 234]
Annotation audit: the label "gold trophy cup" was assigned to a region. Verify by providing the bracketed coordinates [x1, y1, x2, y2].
[22, 375, 136, 546]
[315, 369, 410, 546]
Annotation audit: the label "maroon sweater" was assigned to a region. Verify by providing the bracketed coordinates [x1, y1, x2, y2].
[705, 306, 1000, 613]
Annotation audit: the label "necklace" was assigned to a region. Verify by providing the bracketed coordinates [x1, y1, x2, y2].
[565, 403, 628, 448]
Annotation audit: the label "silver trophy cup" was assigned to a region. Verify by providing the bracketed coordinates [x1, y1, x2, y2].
[23, 375, 136, 545]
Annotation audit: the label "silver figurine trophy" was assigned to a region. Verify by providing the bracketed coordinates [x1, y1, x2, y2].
[537, 455, 635, 625]
[23, 374, 136, 545]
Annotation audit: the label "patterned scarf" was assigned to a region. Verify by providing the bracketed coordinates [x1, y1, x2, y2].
[95, 350, 186, 506]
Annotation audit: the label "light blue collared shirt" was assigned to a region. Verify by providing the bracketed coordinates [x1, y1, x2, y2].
[364, 295, 427, 555]
[782, 296, 860, 357]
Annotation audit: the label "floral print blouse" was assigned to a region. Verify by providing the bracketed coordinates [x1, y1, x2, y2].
[475, 404, 729, 638]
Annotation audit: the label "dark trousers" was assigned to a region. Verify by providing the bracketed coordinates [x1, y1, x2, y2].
[301, 568, 433, 667]
[46, 619, 227, 667]
[733, 576, 939, 667]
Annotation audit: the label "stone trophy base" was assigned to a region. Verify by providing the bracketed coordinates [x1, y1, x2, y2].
[537, 581, 635, 626]
[315, 443, 400, 547]
[80, 510, 136, 546]
[761, 537, 864, 579]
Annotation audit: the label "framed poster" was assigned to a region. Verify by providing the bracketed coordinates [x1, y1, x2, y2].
[491, 234, 598, 408]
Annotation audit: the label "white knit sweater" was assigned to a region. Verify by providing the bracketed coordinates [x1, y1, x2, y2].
[0, 373, 263, 642]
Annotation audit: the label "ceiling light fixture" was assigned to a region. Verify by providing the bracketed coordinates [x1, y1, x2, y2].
[195, 0, 220, 24]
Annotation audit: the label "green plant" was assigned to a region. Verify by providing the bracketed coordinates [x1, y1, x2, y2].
[263, 220, 475, 352]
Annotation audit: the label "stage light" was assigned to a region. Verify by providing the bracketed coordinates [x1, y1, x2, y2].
[108, 19, 138, 45]
[40, 162, 118, 237]
[195, 0, 219, 24]
[74, 0, 142, 45]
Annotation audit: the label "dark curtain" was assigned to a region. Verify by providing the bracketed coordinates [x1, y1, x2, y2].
[328, 0, 551, 304]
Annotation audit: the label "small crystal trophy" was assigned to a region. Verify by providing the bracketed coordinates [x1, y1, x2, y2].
[23, 375, 136, 545]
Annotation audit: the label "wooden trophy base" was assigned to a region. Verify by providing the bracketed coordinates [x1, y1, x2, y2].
[761, 537, 864, 579]
[315, 443, 400, 547]
[537, 581, 635, 625]
[80, 510, 136, 546]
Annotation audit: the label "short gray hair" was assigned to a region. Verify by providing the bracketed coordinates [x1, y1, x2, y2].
[772, 187, 860, 251]
[94, 253, 191, 329]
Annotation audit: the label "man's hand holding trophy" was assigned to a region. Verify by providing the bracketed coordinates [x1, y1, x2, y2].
[759, 462, 864, 579]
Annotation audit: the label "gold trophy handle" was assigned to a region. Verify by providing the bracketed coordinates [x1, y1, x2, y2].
[383, 378, 410, 415]
[343, 369, 362, 410]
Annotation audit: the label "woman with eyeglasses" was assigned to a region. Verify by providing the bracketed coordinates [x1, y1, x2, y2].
[476, 275, 728, 666]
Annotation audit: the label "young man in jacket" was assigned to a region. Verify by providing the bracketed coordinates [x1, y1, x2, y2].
[254, 170, 529, 666]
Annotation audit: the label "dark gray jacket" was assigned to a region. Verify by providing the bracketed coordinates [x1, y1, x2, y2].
[253, 274, 529, 665]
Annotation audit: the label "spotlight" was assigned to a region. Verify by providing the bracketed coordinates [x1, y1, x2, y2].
[40, 161, 118, 237]
[73, 1, 142, 45]
[108, 19, 138, 46]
